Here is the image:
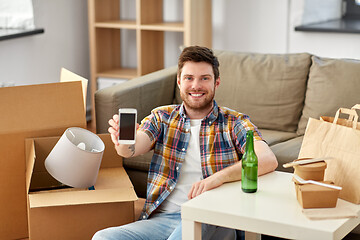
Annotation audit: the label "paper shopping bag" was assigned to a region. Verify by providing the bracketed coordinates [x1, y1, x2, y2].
[298, 107, 360, 204]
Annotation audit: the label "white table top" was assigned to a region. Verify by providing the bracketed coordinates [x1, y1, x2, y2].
[181, 171, 360, 240]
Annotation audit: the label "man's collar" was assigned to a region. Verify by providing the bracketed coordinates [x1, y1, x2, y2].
[179, 100, 219, 123]
[179, 103, 187, 119]
[206, 100, 219, 123]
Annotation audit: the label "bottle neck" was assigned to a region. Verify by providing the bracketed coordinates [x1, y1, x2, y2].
[245, 130, 254, 153]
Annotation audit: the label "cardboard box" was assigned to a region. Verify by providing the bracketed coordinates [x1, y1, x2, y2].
[26, 134, 138, 240]
[293, 160, 327, 181]
[0, 80, 87, 239]
[294, 182, 340, 209]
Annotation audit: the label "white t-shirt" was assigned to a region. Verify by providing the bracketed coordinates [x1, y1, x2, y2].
[159, 119, 203, 212]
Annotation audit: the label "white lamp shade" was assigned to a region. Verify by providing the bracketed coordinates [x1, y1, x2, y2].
[45, 127, 105, 188]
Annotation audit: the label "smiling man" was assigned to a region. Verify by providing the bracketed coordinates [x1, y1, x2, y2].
[93, 46, 278, 240]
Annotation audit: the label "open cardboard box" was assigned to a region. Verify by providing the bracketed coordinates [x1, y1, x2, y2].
[26, 133, 137, 240]
[0, 77, 87, 239]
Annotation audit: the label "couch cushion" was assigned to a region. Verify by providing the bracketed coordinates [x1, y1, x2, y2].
[297, 56, 360, 135]
[270, 136, 304, 173]
[259, 129, 298, 147]
[214, 50, 311, 132]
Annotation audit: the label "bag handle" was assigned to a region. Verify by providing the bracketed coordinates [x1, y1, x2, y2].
[334, 108, 358, 129]
[348, 104, 360, 121]
[351, 104, 360, 110]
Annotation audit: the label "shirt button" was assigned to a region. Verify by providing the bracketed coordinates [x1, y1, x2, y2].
[209, 121, 212, 125]
[176, 166, 179, 171]
[156, 201, 159, 204]
[182, 148, 185, 151]
[142, 215, 146, 219]
[170, 186, 173, 190]
[185, 129, 189, 132]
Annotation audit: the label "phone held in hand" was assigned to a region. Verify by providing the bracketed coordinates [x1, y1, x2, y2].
[118, 108, 137, 145]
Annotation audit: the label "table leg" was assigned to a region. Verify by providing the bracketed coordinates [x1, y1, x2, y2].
[245, 231, 261, 240]
[182, 219, 201, 240]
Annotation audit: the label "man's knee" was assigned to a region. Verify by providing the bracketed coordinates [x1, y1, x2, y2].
[92, 226, 140, 240]
[92, 229, 110, 240]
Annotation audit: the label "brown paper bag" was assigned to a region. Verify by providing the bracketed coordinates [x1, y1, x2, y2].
[298, 107, 360, 204]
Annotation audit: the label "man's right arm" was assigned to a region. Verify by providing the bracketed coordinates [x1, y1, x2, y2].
[108, 114, 153, 158]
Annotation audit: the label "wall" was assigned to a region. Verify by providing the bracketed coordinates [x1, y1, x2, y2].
[288, 0, 360, 59]
[212, 0, 289, 54]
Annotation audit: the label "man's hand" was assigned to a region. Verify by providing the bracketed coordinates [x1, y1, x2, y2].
[188, 174, 223, 199]
[107, 114, 152, 158]
[108, 114, 140, 146]
[108, 114, 138, 157]
[108, 114, 120, 146]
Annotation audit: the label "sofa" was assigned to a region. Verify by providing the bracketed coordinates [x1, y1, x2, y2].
[95, 50, 360, 201]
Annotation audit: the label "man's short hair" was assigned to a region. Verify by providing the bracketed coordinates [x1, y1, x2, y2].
[177, 46, 220, 80]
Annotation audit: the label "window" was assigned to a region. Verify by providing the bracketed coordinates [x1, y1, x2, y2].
[0, 0, 35, 29]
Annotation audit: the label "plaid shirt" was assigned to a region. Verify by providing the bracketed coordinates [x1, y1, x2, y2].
[137, 101, 262, 219]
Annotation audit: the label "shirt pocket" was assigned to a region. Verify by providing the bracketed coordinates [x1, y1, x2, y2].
[211, 131, 236, 155]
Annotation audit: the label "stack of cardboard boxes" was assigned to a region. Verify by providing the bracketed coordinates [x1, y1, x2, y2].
[0, 71, 137, 239]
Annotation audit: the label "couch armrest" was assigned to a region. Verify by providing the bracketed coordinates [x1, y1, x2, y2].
[95, 66, 178, 133]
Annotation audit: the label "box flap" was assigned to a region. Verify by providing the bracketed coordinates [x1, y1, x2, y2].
[60, 68, 88, 111]
[25, 139, 36, 193]
[95, 167, 134, 189]
[29, 168, 137, 208]
[0, 81, 86, 134]
[28, 136, 65, 191]
[98, 134, 123, 168]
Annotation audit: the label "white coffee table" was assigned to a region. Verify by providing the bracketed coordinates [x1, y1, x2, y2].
[181, 171, 360, 240]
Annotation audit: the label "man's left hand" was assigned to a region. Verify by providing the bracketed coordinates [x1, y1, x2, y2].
[187, 175, 223, 199]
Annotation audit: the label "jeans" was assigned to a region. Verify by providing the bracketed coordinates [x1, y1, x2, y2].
[92, 211, 237, 240]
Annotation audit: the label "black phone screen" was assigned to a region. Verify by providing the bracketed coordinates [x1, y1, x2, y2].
[119, 113, 136, 140]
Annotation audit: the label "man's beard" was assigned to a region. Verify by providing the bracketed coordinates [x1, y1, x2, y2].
[180, 89, 215, 112]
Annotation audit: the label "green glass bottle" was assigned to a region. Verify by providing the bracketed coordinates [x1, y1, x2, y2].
[241, 130, 258, 193]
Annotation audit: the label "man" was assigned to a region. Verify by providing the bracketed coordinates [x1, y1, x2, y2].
[93, 46, 278, 240]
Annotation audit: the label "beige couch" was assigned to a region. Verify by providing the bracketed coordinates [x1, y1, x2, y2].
[95, 50, 360, 201]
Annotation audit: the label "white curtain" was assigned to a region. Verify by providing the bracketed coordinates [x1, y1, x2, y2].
[0, 0, 35, 29]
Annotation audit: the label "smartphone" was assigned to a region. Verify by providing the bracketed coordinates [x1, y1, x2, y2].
[118, 108, 137, 144]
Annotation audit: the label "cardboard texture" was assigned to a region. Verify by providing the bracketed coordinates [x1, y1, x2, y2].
[26, 134, 137, 240]
[294, 182, 340, 209]
[60, 67, 88, 111]
[0, 81, 86, 239]
[293, 161, 327, 181]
